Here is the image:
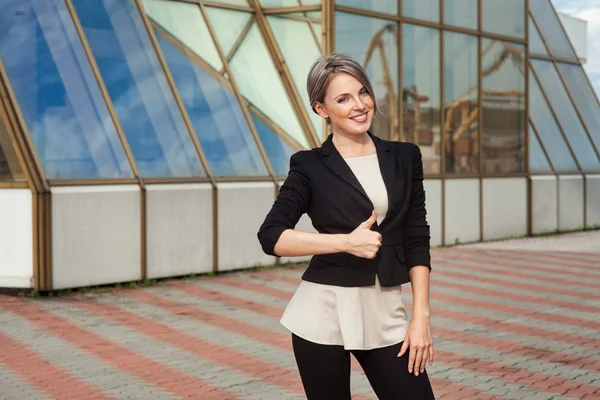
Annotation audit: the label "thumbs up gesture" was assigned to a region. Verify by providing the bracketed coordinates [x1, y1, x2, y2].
[345, 210, 382, 259]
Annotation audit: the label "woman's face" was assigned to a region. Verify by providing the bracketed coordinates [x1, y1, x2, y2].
[314, 73, 375, 137]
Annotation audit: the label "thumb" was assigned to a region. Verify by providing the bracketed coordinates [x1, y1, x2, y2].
[360, 210, 377, 229]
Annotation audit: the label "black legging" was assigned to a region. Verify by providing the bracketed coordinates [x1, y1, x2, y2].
[292, 334, 436, 400]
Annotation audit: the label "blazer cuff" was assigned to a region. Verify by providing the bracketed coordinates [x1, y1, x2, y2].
[258, 226, 289, 257]
[405, 251, 432, 271]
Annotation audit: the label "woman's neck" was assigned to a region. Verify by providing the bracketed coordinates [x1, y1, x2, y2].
[331, 131, 375, 158]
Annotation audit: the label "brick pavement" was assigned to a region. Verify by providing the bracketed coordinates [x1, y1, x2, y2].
[1, 231, 600, 399]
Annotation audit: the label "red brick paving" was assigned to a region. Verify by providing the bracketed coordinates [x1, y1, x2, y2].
[0, 332, 114, 400]
[73, 299, 308, 397]
[435, 252, 600, 290]
[0, 299, 236, 399]
[0, 246, 599, 399]
[440, 248, 600, 278]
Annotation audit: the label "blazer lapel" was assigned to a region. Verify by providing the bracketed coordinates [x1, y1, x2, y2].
[320, 134, 372, 206]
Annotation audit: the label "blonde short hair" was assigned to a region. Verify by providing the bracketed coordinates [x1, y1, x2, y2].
[306, 54, 377, 121]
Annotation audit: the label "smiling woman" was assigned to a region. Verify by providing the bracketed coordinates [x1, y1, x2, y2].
[258, 54, 435, 400]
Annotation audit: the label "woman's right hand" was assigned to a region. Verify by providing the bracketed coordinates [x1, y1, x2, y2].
[344, 211, 382, 259]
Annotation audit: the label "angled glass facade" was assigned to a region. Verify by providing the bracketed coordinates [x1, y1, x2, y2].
[2, 0, 598, 182]
[1, 0, 599, 290]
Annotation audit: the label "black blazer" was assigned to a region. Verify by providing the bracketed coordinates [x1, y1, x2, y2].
[257, 132, 431, 287]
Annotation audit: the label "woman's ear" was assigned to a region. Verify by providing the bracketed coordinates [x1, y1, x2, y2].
[313, 102, 329, 120]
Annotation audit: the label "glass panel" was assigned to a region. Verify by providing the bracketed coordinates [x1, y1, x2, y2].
[557, 63, 600, 153]
[261, 0, 320, 6]
[481, 39, 526, 174]
[73, 0, 205, 178]
[529, 0, 576, 60]
[403, 0, 439, 23]
[0, 0, 132, 179]
[336, 13, 398, 142]
[156, 34, 268, 176]
[204, 7, 252, 59]
[273, 11, 322, 48]
[482, 0, 525, 38]
[528, 72, 578, 171]
[0, 112, 25, 180]
[444, 0, 477, 30]
[443, 32, 478, 174]
[143, 0, 222, 71]
[213, 16, 310, 148]
[251, 113, 297, 176]
[529, 123, 553, 173]
[529, 16, 549, 57]
[268, 13, 322, 137]
[402, 24, 440, 174]
[335, 0, 397, 16]
[530, 59, 599, 170]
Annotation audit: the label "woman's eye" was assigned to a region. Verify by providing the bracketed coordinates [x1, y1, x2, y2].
[360, 89, 368, 95]
[337, 97, 347, 103]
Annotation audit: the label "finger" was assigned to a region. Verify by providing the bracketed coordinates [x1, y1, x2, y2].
[408, 346, 416, 374]
[420, 349, 429, 373]
[413, 348, 423, 376]
[398, 339, 409, 357]
[360, 210, 377, 229]
[429, 345, 435, 365]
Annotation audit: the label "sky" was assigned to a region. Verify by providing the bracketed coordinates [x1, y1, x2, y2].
[552, 0, 600, 94]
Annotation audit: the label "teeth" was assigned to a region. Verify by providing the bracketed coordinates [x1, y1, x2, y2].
[351, 114, 367, 121]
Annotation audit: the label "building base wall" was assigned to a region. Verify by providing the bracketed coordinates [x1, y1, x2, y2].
[51, 185, 141, 290]
[482, 178, 528, 241]
[146, 183, 213, 279]
[445, 179, 480, 245]
[0, 189, 33, 289]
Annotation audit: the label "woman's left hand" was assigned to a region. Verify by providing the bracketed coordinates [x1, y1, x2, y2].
[398, 316, 434, 376]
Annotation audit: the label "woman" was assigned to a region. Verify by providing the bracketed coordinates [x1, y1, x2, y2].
[257, 54, 435, 399]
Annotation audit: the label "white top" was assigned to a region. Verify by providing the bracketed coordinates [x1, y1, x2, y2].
[280, 153, 409, 350]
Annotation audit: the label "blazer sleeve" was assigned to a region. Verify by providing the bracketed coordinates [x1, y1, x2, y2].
[403, 144, 432, 271]
[257, 152, 311, 257]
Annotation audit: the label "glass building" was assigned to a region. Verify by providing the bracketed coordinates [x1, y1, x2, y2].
[0, 0, 598, 291]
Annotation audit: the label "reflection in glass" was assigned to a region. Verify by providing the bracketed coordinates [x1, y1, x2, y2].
[156, 33, 268, 177]
[557, 63, 600, 153]
[529, 123, 553, 173]
[0, 0, 132, 179]
[482, 0, 525, 38]
[403, 0, 439, 23]
[213, 19, 310, 148]
[336, 13, 398, 141]
[529, 0, 576, 60]
[336, 0, 397, 16]
[444, 0, 477, 30]
[529, 16, 549, 57]
[252, 113, 297, 176]
[402, 24, 440, 174]
[529, 73, 578, 171]
[481, 39, 526, 174]
[268, 13, 322, 136]
[0, 113, 24, 180]
[531, 59, 599, 170]
[73, 0, 205, 178]
[262, 0, 320, 6]
[443, 32, 478, 174]
[143, 0, 223, 71]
